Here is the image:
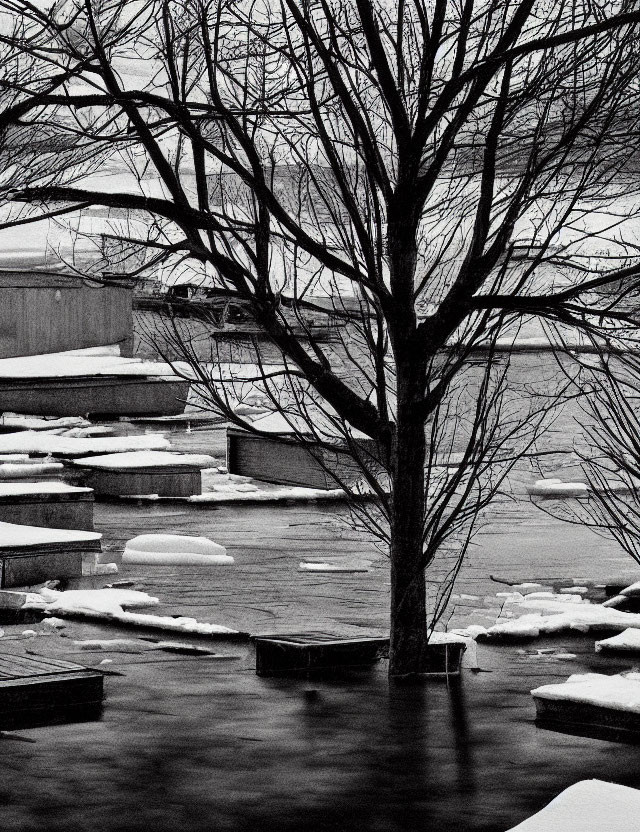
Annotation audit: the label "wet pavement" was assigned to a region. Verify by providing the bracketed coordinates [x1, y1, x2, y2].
[2, 450, 640, 831]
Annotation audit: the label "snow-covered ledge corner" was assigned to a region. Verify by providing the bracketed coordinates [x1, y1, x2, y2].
[506, 779, 640, 831]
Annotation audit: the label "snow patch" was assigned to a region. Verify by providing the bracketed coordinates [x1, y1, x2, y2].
[0, 521, 101, 549]
[0, 462, 64, 478]
[0, 431, 170, 457]
[0, 350, 187, 379]
[0, 481, 92, 496]
[25, 586, 238, 635]
[74, 450, 216, 470]
[486, 603, 640, 639]
[595, 629, 640, 653]
[299, 562, 369, 573]
[507, 780, 640, 832]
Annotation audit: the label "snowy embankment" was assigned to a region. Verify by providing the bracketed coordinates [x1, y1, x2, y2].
[506, 779, 640, 831]
[22, 587, 240, 636]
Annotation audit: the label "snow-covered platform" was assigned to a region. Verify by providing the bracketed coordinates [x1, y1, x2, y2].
[0, 481, 94, 530]
[0, 521, 101, 588]
[0, 349, 190, 416]
[0, 651, 104, 730]
[532, 672, 640, 738]
[72, 451, 216, 497]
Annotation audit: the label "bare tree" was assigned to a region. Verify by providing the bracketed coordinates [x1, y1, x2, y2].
[537, 337, 640, 568]
[2, 0, 640, 676]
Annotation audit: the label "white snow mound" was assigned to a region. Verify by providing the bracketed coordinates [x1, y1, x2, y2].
[506, 779, 640, 831]
[123, 533, 233, 566]
[527, 479, 588, 497]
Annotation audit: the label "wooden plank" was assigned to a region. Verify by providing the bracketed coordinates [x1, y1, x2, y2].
[0, 271, 133, 358]
[254, 633, 389, 676]
[0, 670, 104, 730]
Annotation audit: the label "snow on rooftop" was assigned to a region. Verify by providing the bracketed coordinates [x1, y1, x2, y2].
[0, 520, 101, 548]
[73, 450, 216, 470]
[506, 779, 640, 831]
[0, 431, 170, 457]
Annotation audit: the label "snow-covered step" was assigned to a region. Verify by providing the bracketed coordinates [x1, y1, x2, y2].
[0, 520, 101, 588]
[0, 481, 94, 530]
[72, 451, 217, 498]
[531, 672, 640, 737]
[0, 349, 191, 417]
[507, 780, 640, 831]
[0, 431, 170, 457]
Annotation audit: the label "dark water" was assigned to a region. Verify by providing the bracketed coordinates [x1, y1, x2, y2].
[3, 635, 640, 832]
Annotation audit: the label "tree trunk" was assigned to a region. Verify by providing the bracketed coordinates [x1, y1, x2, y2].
[388, 402, 429, 679]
